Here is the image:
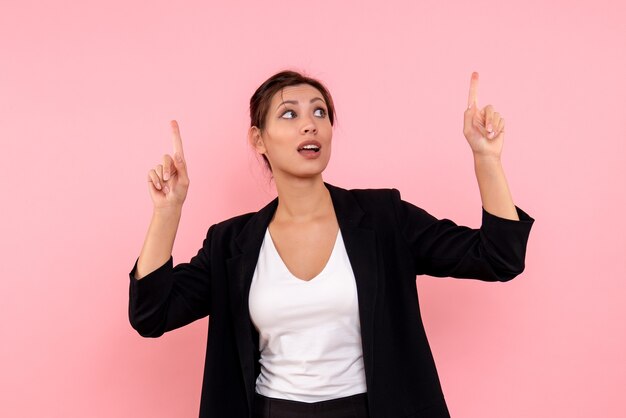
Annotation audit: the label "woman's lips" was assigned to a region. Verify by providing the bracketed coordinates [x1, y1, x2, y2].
[297, 139, 322, 150]
[297, 149, 321, 159]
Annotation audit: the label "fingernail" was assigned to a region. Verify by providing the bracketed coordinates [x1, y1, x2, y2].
[487, 124, 493, 132]
[164, 172, 169, 181]
[163, 186, 169, 194]
[488, 131, 495, 138]
[156, 182, 161, 190]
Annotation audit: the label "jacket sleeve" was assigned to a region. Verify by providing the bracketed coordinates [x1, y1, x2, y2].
[390, 188, 535, 281]
[128, 224, 214, 337]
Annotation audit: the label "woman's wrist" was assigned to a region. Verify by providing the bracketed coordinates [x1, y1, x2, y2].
[153, 204, 183, 219]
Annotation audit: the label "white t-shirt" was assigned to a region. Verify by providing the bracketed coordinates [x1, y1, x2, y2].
[248, 227, 367, 402]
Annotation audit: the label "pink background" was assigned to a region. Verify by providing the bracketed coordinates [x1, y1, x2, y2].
[1, 0, 625, 417]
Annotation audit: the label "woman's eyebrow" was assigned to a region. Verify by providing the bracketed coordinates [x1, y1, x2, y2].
[276, 97, 325, 110]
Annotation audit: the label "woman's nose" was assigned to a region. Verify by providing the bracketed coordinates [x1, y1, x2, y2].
[301, 118, 317, 134]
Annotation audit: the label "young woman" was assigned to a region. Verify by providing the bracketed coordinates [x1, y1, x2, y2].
[129, 70, 535, 418]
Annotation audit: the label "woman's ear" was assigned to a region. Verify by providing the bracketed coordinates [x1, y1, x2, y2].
[248, 126, 266, 155]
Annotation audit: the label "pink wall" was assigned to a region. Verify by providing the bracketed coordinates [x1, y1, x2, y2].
[1, 0, 624, 416]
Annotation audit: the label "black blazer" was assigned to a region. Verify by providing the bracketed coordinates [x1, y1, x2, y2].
[129, 182, 535, 418]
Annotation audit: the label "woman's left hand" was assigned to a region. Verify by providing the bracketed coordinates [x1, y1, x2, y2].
[463, 72, 505, 159]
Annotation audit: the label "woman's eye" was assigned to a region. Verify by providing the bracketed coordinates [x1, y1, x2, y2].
[281, 108, 326, 119]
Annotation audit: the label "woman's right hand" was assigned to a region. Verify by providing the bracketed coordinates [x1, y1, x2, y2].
[147, 120, 190, 211]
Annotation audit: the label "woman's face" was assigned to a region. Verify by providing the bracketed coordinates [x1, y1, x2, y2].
[250, 83, 332, 180]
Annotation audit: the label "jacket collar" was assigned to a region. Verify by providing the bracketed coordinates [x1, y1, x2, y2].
[225, 181, 378, 414]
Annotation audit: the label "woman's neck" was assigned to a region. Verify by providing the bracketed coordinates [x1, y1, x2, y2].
[271, 175, 333, 224]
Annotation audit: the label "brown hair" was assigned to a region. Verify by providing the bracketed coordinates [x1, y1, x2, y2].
[249, 69, 337, 173]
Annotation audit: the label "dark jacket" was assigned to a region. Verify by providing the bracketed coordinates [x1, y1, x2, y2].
[128, 182, 535, 418]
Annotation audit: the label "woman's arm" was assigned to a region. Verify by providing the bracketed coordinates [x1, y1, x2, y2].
[134, 206, 182, 279]
[129, 224, 214, 337]
[135, 120, 190, 278]
[391, 188, 534, 282]
[129, 120, 213, 337]
[474, 155, 519, 220]
[389, 73, 533, 281]
[463, 72, 520, 220]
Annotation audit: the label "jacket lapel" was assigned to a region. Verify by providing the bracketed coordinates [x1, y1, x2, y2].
[226, 181, 379, 411]
[226, 197, 277, 408]
[327, 183, 379, 394]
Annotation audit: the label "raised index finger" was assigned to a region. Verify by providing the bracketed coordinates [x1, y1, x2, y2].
[171, 120, 185, 158]
[468, 71, 479, 108]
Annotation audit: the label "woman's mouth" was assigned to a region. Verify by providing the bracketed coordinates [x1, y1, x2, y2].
[297, 141, 322, 159]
